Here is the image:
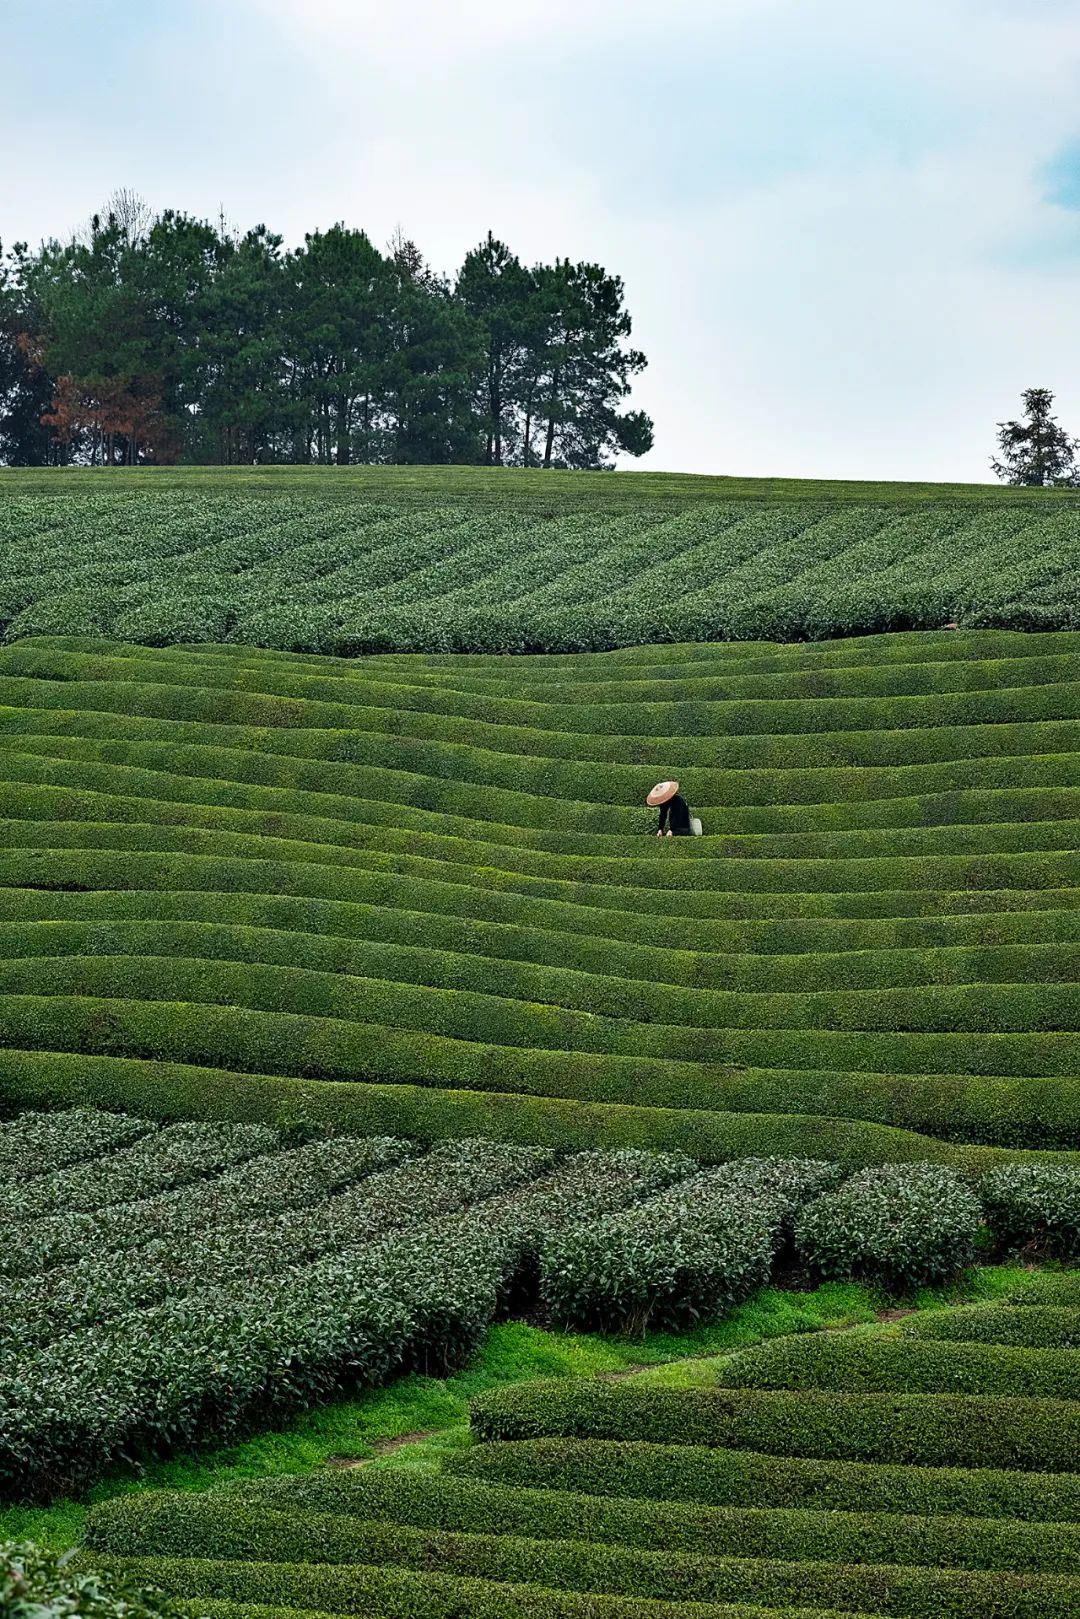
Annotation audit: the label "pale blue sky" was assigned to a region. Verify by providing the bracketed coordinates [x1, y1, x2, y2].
[3, 0, 1080, 480]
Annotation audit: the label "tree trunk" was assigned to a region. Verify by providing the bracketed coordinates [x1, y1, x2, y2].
[543, 366, 561, 469]
[522, 377, 536, 469]
[337, 395, 351, 464]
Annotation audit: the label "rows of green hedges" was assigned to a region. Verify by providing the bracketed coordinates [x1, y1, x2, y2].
[452, 1435, 1080, 1521]
[80, 1274, 1080, 1619]
[3, 489, 1077, 650]
[1, 630, 1077, 1166]
[0, 1102, 717, 1495]
[468, 1379, 1080, 1470]
[210, 1468, 1080, 1572]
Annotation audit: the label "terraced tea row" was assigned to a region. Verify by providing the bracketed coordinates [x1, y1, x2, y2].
[0, 629, 1077, 1168]
[1, 488, 1077, 653]
[12, 1106, 945, 1497]
[0, 1104, 723, 1495]
[82, 1282, 1080, 1619]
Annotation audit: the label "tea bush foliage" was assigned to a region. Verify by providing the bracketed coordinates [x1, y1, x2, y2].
[0, 629, 1078, 1174]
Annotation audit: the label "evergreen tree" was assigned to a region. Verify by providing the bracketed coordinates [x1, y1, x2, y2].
[991, 388, 1079, 487]
[382, 236, 482, 465]
[531, 259, 652, 469]
[286, 226, 393, 464]
[195, 225, 287, 463]
[0, 203, 652, 469]
[456, 233, 531, 465]
[0, 242, 57, 465]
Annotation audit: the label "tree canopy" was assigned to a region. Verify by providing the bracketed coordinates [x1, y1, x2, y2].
[991, 387, 1079, 488]
[0, 197, 652, 469]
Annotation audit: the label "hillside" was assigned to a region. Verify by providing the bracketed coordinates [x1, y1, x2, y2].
[0, 472, 1077, 652]
[1, 626, 1077, 1170]
[81, 1282, 1080, 1619]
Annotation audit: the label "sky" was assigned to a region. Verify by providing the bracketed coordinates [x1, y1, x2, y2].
[2, 0, 1080, 482]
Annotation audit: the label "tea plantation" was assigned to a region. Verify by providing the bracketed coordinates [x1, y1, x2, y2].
[78, 1280, 1080, 1619]
[2, 468, 1080, 1619]
[0, 626, 1077, 1169]
[0, 474, 1077, 652]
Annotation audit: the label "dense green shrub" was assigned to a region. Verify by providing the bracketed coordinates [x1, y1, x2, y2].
[716, 1333, 1080, 1399]
[1011, 1272, 1080, 1307]
[469, 1378, 1080, 1470]
[0, 1214, 500, 1497]
[982, 1165, 1080, 1258]
[2, 1135, 507, 1281]
[77, 1529, 1080, 1618]
[1, 626, 1079, 1178]
[539, 1159, 838, 1331]
[1, 487, 1078, 647]
[0, 1101, 698, 1496]
[794, 1164, 982, 1287]
[152, 1468, 1080, 1572]
[0, 1542, 178, 1619]
[0, 1119, 279, 1225]
[0, 1137, 508, 1351]
[0, 1046, 1038, 1175]
[81, 1554, 856, 1619]
[903, 1304, 1080, 1349]
[451, 1435, 1080, 1522]
[0, 1108, 151, 1177]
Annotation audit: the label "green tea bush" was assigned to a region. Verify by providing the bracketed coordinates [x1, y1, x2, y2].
[982, 1165, 1080, 1258]
[716, 1333, 1080, 1399]
[451, 1435, 1080, 1522]
[469, 1377, 1080, 1470]
[0, 1541, 178, 1619]
[87, 1479, 1080, 1577]
[539, 1158, 838, 1331]
[0, 1102, 701, 1496]
[1, 627, 1079, 1179]
[794, 1163, 982, 1287]
[79, 1553, 856, 1619]
[0, 1120, 279, 1226]
[1011, 1273, 1080, 1308]
[1, 1135, 531, 1281]
[0, 1108, 151, 1178]
[0, 1213, 501, 1497]
[903, 1304, 1080, 1349]
[2, 489, 1078, 650]
[80, 1529, 1080, 1618]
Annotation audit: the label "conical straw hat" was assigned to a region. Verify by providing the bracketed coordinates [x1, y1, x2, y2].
[647, 780, 679, 807]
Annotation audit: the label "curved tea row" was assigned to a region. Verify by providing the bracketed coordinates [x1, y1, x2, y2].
[0, 629, 1077, 1169]
[85, 1284, 1080, 1619]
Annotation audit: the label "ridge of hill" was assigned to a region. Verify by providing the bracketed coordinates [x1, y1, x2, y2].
[0, 628, 1077, 1171]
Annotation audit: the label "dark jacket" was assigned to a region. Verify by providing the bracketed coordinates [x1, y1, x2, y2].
[658, 792, 692, 835]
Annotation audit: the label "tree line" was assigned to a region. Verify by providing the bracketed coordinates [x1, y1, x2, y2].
[0, 194, 653, 469]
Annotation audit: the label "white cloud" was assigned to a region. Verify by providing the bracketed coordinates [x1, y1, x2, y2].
[2, 0, 1080, 479]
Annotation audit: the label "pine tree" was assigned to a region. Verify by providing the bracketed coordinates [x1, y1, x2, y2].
[991, 388, 1079, 487]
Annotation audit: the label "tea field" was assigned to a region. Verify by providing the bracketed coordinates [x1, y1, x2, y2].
[0, 474, 1077, 653]
[0, 627, 1078, 1169]
[2, 466, 1080, 1619]
[2, 1098, 1075, 1513]
[79, 1276, 1080, 1619]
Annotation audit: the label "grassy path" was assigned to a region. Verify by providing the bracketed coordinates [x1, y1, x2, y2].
[1, 1267, 1030, 1553]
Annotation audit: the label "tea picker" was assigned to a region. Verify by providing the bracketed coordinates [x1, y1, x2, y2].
[647, 780, 702, 837]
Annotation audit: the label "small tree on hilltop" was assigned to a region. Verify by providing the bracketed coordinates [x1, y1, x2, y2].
[991, 387, 1079, 487]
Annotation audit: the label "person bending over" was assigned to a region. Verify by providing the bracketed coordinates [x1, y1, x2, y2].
[647, 779, 696, 836]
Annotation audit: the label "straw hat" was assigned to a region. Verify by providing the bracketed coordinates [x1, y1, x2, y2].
[647, 780, 679, 807]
